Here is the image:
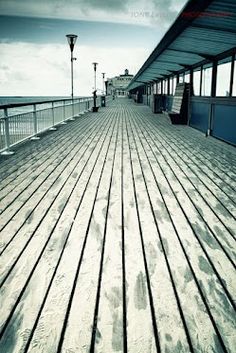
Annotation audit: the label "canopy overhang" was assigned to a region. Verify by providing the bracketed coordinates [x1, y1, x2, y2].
[128, 0, 236, 91]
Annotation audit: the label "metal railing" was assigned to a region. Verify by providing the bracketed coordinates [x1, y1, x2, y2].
[0, 96, 96, 155]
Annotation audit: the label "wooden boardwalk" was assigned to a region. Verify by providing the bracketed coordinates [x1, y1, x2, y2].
[0, 98, 235, 353]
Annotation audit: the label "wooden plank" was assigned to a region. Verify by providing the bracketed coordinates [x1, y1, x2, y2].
[0, 114, 97, 200]
[125, 114, 192, 352]
[0, 113, 93, 179]
[132, 108, 236, 351]
[138, 113, 236, 262]
[24, 117, 117, 353]
[121, 110, 157, 353]
[0, 114, 109, 253]
[0, 99, 235, 353]
[0, 114, 111, 280]
[0, 116, 115, 351]
[93, 114, 124, 353]
[0, 115, 100, 222]
[131, 106, 233, 353]
[59, 117, 119, 352]
[134, 111, 236, 287]
[159, 124, 236, 191]
[165, 113, 236, 174]
[152, 122, 236, 220]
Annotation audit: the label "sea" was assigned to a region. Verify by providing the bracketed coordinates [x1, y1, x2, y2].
[0, 96, 81, 118]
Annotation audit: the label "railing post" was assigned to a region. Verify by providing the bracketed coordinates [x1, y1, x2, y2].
[72, 99, 75, 119]
[31, 104, 40, 140]
[1, 108, 14, 155]
[69, 99, 75, 121]
[80, 99, 85, 115]
[50, 101, 57, 131]
[61, 100, 67, 124]
[33, 104, 37, 134]
[64, 101, 66, 121]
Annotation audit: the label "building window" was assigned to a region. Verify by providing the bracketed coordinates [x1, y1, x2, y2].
[163, 80, 166, 94]
[154, 83, 158, 94]
[184, 72, 190, 83]
[179, 73, 184, 83]
[232, 59, 236, 96]
[161, 80, 164, 94]
[202, 64, 212, 96]
[173, 76, 177, 94]
[164, 79, 168, 94]
[193, 68, 201, 96]
[169, 78, 173, 95]
[157, 82, 161, 94]
[216, 57, 232, 96]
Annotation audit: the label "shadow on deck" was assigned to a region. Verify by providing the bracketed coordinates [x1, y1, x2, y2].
[0, 98, 235, 352]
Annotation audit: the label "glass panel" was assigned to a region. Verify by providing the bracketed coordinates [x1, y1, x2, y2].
[164, 79, 168, 94]
[202, 65, 212, 96]
[162, 80, 165, 94]
[233, 60, 236, 96]
[185, 72, 190, 83]
[216, 58, 232, 96]
[173, 77, 177, 94]
[179, 74, 184, 83]
[153, 83, 156, 94]
[169, 78, 173, 95]
[193, 69, 201, 96]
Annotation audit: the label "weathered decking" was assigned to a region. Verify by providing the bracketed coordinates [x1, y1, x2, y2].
[0, 98, 235, 353]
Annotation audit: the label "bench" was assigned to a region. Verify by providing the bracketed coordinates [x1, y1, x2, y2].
[169, 83, 190, 124]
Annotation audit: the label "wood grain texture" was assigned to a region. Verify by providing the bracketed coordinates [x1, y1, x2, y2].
[0, 99, 235, 353]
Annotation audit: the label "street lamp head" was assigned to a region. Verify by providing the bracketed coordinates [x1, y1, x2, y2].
[102, 72, 105, 78]
[92, 62, 98, 71]
[66, 34, 78, 52]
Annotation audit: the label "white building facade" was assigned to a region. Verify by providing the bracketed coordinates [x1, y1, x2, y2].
[106, 69, 133, 97]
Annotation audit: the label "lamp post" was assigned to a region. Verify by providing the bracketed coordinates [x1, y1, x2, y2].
[92, 62, 98, 91]
[92, 62, 98, 112]
[102, 72, 105, 95]
[66, 34, 78, 116]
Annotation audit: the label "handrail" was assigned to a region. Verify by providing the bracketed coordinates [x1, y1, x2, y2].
[0, 96, 102, 155]
[0, 96, 92, 109]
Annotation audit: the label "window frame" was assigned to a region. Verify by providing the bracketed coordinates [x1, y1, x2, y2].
[216, 56, 233, 97]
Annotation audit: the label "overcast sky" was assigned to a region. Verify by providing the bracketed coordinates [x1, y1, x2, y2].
[0, 0, 186, 96]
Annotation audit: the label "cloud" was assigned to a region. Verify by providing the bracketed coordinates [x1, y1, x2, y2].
[0, 0, 187, 96]
[0, 0, 186, 26]
[75, 0, 127, 12]
[0, 42, 149, 96]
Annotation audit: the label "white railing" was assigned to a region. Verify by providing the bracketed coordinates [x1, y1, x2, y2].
[0, 96, 98, 155]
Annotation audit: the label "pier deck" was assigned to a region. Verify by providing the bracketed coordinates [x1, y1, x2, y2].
[0, 98, 235, 353]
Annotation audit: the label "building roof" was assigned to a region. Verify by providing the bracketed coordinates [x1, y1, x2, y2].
[119, 75, 133, 77]
[128, 0, 236, 91]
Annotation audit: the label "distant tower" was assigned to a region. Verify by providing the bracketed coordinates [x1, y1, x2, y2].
[125, 69, 129, 75]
